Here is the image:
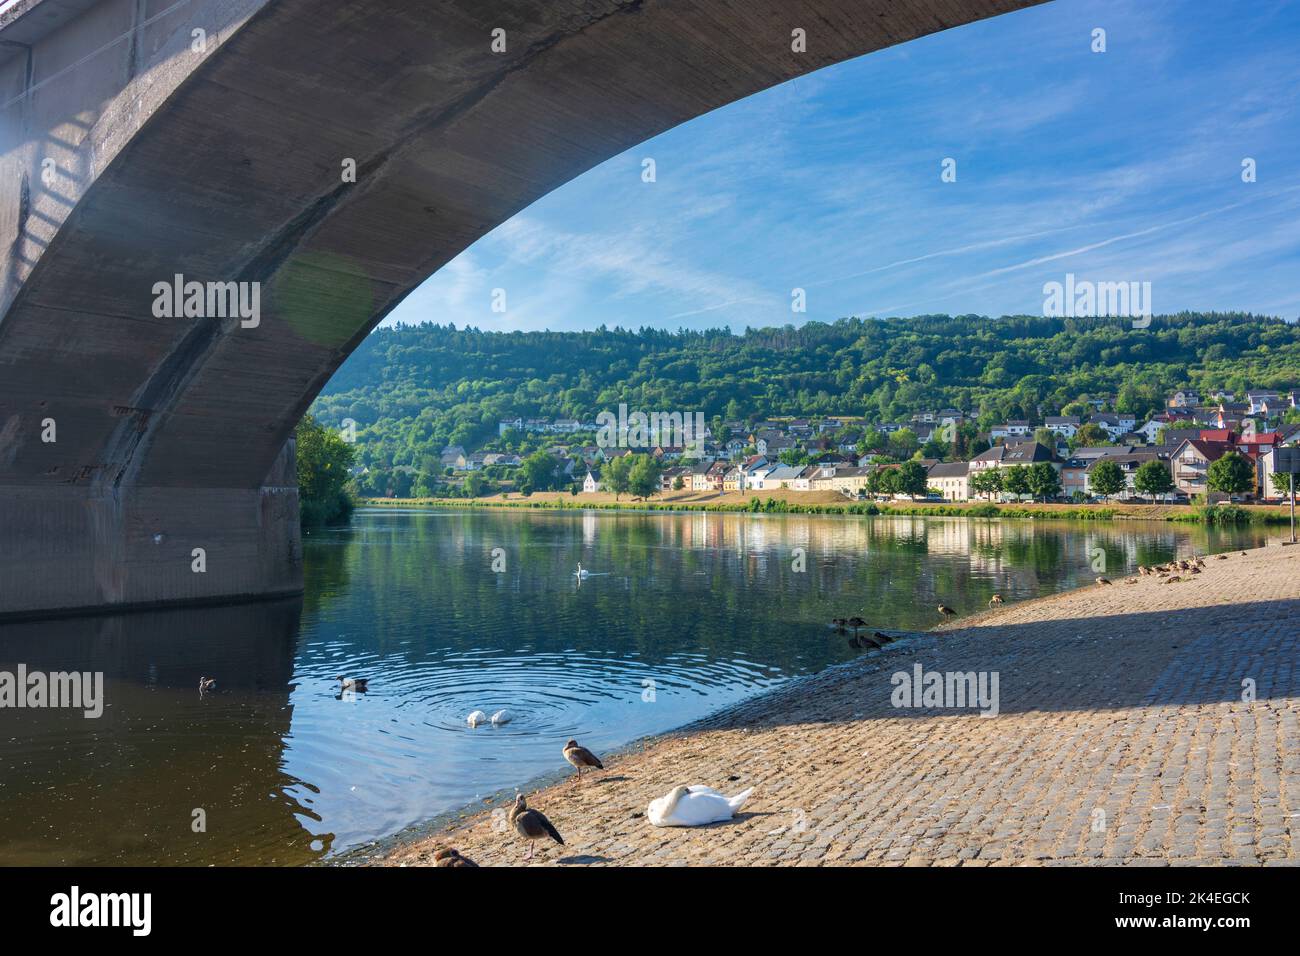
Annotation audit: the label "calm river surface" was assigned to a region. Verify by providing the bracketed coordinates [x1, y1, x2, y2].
[0, 508, 1277, 865]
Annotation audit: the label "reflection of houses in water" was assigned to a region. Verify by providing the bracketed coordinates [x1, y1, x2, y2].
[582, 511, 597, 545]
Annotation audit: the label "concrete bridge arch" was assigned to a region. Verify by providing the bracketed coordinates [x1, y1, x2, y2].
[0, 0, 1043, 617]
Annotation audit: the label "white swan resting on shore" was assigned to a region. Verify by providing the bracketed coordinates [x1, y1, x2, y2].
[647, 785, 754, 827]
[466, 710, 488, 728]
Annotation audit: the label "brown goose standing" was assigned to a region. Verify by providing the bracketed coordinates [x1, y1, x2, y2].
[509, 794, 564, 860]
[1095, 577, 1112, 586]
[854, 634, 882, 650]
[562, 739, 604, 783]
[937, 605, 956, 618]
[198, 676, 215, 695]
[433, 847, 478, 868]
[988, 593, 1004, 608]
[872, 631, 895, 644]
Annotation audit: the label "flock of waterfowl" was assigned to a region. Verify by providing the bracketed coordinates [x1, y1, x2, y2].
[830, 616, 905, 651]
[203, 549, 1249, 866]
[429, 733, 752, 865]
[827, 549, 1239, 652]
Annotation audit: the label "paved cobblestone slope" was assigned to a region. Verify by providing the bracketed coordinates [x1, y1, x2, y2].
[383, 546, 1300, 867]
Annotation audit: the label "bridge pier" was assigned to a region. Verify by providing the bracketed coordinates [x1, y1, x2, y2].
[0, 441, 301, 620]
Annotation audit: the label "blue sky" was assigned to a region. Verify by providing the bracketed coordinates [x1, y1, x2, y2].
[385, 0, 1300, 332]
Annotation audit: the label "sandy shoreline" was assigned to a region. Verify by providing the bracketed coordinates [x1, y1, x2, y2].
[373, 544, 1300, 867]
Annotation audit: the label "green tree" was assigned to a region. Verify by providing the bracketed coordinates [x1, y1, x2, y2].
[463, 472, 487, 498]
[887, 428, 919, 460]
[1269, 470, 1295, 499]
[1003, 465, 1031, 499]
[1132, 459, 1174, 499]
[970, 467, 1003, 501]
[858, 428, 888, 456]
[1026, 462, 1062, 502]
[672, 474, 685, 491]
[920, 436, 948, 459]
[604, 454, 633, 500]
[1206, 451, 1255, 496]
[1089, 459, 1126, 501]
[628, 454, 663, 499]
[1071, 422, 1109, 448]
[296, 414, 357, 525]
[520, 450, 558, 491]
[896, 460, 929, 498]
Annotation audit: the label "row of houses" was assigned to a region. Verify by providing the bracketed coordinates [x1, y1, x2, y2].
[577, 425, 1299, 502]
[585, 456, 879, 497]
[926, 427, 1298, 502]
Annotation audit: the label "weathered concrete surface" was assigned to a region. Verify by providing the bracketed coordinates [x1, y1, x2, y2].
[379, 546, 1300, 867]
[0, 0, 1045, 615]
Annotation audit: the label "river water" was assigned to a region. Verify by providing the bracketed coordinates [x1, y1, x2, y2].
[0, 508, 1275, 865]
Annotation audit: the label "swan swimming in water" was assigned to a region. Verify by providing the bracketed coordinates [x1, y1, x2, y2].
[466, 710, 488, 728]
[574, 563, 590, 579]
[490, 709, 512, 726]
[647, 784, 755, 827]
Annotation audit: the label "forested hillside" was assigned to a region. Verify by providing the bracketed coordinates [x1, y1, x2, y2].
[311, 312, 1300, 479]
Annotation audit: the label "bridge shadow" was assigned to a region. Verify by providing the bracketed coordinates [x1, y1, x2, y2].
[692, 598, 1300, 732]
[0, 597, 313, 865]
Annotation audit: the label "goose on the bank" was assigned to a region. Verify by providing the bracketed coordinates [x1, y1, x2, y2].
[509, 794, 564, 860]
[335, 676, 369, 692]
[988, 594, 1004, 607]
[433, 847, 478, 868]
[937, 605, 956, 618]
[198, 676, 216, 695]
[647, 784, 754, 827]
[872, 631, 895, 644]
[853, 634, 881, 650]
[467, 710, 488, 728]
[490, 709, 512, 726]
[847, 616, 867, 633]
[563, 739, 603, 781]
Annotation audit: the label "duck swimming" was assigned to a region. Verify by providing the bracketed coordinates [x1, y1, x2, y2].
[466, 710, 488, 728]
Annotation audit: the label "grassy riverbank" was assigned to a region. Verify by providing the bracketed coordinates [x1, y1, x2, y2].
[360, 491, 1295, 525]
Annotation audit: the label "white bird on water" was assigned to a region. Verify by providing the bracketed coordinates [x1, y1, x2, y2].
[574, 563, 590, 579]
[647, 784, 755, 827]
[466, 710, 488, 728]
[490, 709, 512, 726]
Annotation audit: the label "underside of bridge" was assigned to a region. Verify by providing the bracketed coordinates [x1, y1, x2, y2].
[0, 0, 1043, 618]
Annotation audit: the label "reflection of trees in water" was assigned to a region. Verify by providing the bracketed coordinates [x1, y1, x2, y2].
[308, 510, 1275, 677]
[301, 525, 355, 618]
